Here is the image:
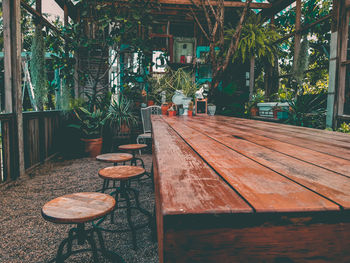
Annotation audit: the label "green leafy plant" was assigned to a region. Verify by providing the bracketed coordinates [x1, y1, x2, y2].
[247, 89, 265, 110]
[227, 15, 280, 66]
[148, 68, 198, 102]
[30, 27, 48, 111]
[105, 94, 138, 135]
[69, 107, 106, 138]
[287, 93, 327, 128]
[337, 122, 350, 133]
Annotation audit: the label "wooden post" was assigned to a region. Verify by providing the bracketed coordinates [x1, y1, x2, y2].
[3, 0, 25, 178]
[249, 56, 255, 101]
[326, 0, 341, 128]
[3, 0, 13, 113]
[293, 0, 302, 69]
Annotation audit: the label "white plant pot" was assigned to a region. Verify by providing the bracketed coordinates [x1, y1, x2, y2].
[207, 105, 216, 115]
[182, 97, 192, 115]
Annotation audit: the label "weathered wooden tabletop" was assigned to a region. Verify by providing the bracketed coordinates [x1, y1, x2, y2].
[151, 115, 350, 263]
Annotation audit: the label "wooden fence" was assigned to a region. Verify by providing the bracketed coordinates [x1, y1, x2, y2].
[0, 110, 61, 183]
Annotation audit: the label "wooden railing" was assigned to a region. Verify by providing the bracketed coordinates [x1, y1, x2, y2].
[0, 111, 61, 183]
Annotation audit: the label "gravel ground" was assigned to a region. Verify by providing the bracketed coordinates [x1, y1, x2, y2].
[0, 154, 158, 263]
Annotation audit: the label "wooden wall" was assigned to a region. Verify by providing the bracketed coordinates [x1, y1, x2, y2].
[0, 111, 61, 183]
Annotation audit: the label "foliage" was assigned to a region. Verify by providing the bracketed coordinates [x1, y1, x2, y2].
[69, 107, 106, 138]
[276, 0, 331, 98]
[227, 15, 280, 66]
[30, 27, 48, 111]
[337, 122, 350, 133]
[48, 0, 158, 111]
[287, 92, 327, 128]
[189, 0, 253, 101]
[148, 68, 198, 102]
[105, 94, 138, 134]
[247, 89, 265, 110]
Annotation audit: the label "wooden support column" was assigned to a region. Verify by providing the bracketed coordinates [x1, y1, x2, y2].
[326, 0, 341, 128]
[249, 56, 255, 101]
[2, 0, 25, 178]
[293, 0, 302, 69]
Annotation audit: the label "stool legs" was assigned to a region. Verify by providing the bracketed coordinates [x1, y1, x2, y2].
[54, 223, 124, 263]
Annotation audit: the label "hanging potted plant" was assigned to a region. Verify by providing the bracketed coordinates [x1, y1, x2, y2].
[69, 107, 106, 157]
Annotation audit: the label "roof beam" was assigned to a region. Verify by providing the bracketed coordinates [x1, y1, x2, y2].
[20, 1, 63, 38]
[159, 0, 271, 9]
[260, 0, 295, 18]
[54, 0, 77, 21]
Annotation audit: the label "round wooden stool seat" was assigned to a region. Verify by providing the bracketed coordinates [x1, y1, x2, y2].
[98, 166, 145, 181]
[118, 144, 147, 151]
[42, 192, 116, 224]
[96, 153, 133, 163]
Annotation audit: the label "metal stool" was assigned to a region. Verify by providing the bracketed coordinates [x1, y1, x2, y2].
[118, 144, 147, 168]
[96, 153, 133, 191]
[42, 192, 124, 263]
[95, 166, 153, 249]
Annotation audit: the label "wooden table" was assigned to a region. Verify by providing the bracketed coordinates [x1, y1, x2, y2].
[151, 115, 350, 263]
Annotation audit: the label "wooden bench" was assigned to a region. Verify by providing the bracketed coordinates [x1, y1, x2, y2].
[152, 115, 350, 263]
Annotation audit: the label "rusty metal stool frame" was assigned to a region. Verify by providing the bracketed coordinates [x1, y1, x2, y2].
[49, 223, 125, 263]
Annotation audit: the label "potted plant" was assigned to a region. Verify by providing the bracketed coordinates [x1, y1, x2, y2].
[188, 101, 194, 116]
[247, 90, 265, 117]
[207, 103, 216, 115]
[167, 105, 177, 116]
[272, 104, 283, 119]
[69, 107, 106, 157]
[161, 103, 169, 115]
[105, 94, 138, 138]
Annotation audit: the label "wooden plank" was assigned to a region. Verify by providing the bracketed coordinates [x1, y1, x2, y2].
[193, 116, 350, 175]
[101, 0, 271, 9]
[230, 116, 350, 144]
[204, 116, 350, 160]
[159, 0, 271, 8]
[1, 120, 12, 182]
[224, 118, 350, 151]
[164, 117, 339, 213]
[164, 216, 350, 263]
[151, 116, 252, 215]
[182, 117, 350, 209]
[224, 116, 350, 145]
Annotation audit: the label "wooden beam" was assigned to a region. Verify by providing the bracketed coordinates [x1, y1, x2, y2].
[274, 14, 332, 44]
[20, 1, 62, 36]
[260, 0, 295, 18]
[99, 0, 271, 9]
[326, 0, 340, 128]
[293, 0, 301, 69]
[3, 0, 13, 112]
[3, 0, 25, 178]
[53, 0, 77, 21]
[158, 0, 271, 8]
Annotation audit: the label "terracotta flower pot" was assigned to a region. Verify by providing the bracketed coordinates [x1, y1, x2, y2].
[81, 137, 103, 157]
[250, 107, 259, 116]
[187, 111, 193, 116]
[168, 111, 176, 117]
[161, 104, 169, 115]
